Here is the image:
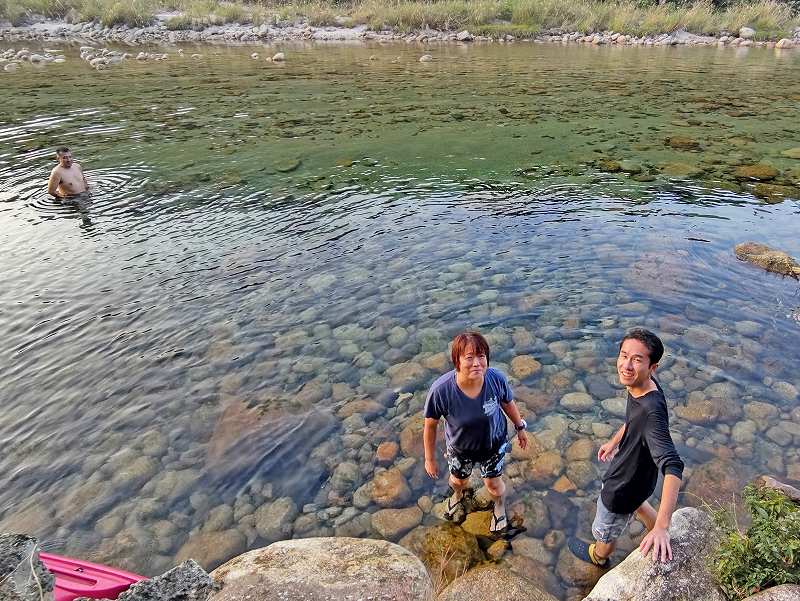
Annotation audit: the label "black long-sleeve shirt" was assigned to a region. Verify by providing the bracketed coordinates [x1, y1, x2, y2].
[601, 380, 684, 514]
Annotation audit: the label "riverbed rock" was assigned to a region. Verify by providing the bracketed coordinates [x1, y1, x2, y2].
[556, 544, 606, 588]
[272, 52, 285, 62]
[776, 39, 795, 49]
[419, 54, 433, 62]
[560, 391, 594, 411]
[734, 163, 779, 181]
[116, 560, 213, 601]
[529, 450, 564, 485]
[583, 507, 725, 601]
[437, 563, 558, 601]
[0, 534, 55, 601]
[511, 355, 542, 379]
[254, 496, 298, 543]
[665, 136, 700, 150]
[370, 468, 412, 507]
[209, 537, 432, 601]
[684, 458, 748, 507]
[337, 398, 385, 419]
[175, 529, 247, 572]
[734, 242, 800, 278]
[371, 506, 423, 540]
[781, 147, 800, 159]
[0, 503, 53, 538]
[399, 523, 483, 590]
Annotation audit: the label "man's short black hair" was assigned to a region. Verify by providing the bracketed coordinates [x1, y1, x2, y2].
[620, 328, 664, 365]
[55, 146, 70, 155]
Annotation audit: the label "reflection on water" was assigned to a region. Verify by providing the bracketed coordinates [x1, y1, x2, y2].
[0, 41, 799, 596]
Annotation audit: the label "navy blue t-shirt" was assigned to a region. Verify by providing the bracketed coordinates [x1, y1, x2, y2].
[424, 367, 513, 460]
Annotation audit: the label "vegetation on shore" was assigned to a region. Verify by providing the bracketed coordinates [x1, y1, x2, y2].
[711, 483, 800, 600]
[0, 0, 798, 38]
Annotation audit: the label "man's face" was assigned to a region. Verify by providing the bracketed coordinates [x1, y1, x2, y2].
[457, 345, 487, 382]
[57, 152, 72, 168]
[617, 338, 655, 389]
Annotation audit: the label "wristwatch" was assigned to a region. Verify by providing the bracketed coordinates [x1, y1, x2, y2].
[514, 419, 527, 432]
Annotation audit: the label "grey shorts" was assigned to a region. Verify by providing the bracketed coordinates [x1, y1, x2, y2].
[591, 495, 633, 543]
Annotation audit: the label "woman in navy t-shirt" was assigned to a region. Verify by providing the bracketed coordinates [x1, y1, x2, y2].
[423, 331, 529, 534]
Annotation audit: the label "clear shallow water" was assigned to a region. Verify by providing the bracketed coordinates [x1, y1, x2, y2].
[1, 41, 800, 597]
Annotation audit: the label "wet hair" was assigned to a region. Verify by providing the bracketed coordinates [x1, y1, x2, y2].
[619, 328, 664, 365]
[55, 146, 70, 156]
[451, 332, 490, 371]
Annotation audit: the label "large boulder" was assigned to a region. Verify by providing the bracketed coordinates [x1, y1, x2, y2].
[399, 523, 483, 590]
[116, 560, 214, 601]
[583, 507, 725, 601]
[742, 585, 800, 601]
[208, 537, 432, 601]
[734, 242, 800, 279]
[0, 534, 55, 601]
[437, 564, 558, 601]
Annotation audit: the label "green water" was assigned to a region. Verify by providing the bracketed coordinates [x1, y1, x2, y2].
[1, 41, 799, 598]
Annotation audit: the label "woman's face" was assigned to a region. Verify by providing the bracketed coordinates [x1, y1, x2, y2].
[457, 345, 487, 382]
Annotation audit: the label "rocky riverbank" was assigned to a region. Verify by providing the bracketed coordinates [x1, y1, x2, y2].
[2, 16, 800, 49]
[3, 477, 800, 601]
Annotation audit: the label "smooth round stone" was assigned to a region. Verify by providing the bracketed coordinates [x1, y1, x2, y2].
[560, 392, 594, 412]
[772, 381, 799, 401]
[601, 397, 626, 417]
[731, 420, 757, 444]
[734, 320, 761, 336]
[766, 425, 793, 447]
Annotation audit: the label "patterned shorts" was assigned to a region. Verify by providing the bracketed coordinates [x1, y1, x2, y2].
[446, 446, 505, 479]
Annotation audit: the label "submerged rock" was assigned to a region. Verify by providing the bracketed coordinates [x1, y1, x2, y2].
[753, 183, 797, 203]
[175, 530, 247, 572]
[583, 507, 725, 601]
[209, 537, 432, 601]
[734, 163, 779, 181]
[665, 136, 700, 150]
[734, 242, 800, 278]
[438, 564, 558, 601]
[0, 534, 55, 601]
[399, 523, 483, 590]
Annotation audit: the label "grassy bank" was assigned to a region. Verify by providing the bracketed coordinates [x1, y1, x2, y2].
[1, 0, 798, 39]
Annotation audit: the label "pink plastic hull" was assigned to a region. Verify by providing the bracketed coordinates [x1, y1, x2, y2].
[40, 552, 146, 601]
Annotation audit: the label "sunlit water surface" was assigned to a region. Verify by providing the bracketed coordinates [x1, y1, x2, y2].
[1, 41, 799, 598]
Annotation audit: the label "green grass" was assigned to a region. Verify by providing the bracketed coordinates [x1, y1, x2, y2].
[711, 484, 800, 600]
[1, 0, 798, 36]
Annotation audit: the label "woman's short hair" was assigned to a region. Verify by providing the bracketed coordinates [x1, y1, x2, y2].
[451, 331, 490, 370]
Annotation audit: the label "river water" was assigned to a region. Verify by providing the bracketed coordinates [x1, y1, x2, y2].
[1, 41, 799, 597]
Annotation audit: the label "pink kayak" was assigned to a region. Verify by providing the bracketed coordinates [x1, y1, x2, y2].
[39, 552, 146, 601]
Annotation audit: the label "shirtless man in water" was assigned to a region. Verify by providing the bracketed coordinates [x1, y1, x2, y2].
[48, 147, 89, 199]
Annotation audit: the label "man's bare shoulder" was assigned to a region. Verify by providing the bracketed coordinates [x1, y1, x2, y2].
[50, 164, 63, 175]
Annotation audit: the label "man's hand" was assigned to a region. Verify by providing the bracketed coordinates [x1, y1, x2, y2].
[425, 457, 439, 479]
[597, 441, 618, 462]
[639, 526, 672, 562]
[517, 430, 528, 450]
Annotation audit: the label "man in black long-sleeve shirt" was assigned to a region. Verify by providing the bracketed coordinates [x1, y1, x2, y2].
[569, 328, 684, 566]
